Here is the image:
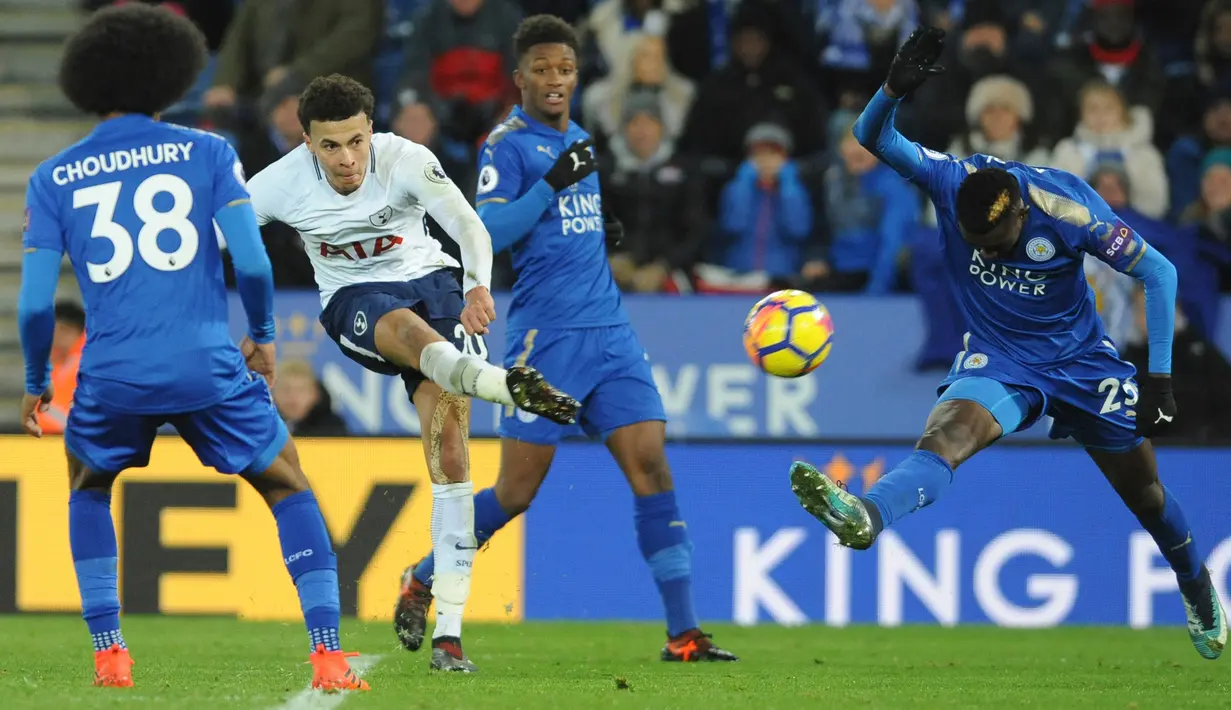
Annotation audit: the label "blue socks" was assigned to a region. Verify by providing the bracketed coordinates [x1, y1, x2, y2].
[70, 490, 125, 652]
[1136, 486, 1203, 583]
[272, 491, 342, 652]
[413, 487, 511, 585]
[864, 450, 955, 531]
[635, 491, 698, 638]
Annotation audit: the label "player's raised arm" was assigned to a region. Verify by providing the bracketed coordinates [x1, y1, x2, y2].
[476, 139, 596, 252]
[17, 169, 63, 435]
[211, 143, 276, 349]
[853, 27, 946, 183]
[397, 143, 494, 297]
[1071, 178, 1179, 434]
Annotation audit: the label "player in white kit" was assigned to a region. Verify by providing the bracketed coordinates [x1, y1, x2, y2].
[245, 74, 580, 672]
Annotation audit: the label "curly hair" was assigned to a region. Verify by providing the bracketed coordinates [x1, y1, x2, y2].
[59, 4, 207, 117]
[297, 74, 375, 133]
[513, 14, 579, 61]
[956, 168, 1021, 236]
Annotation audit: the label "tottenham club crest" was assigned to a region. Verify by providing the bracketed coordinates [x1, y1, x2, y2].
[369, 205, 393, 227]
[353, 311, 368, 336]
[1026, 236, 1056, 262]
[424, 161, 450, 184]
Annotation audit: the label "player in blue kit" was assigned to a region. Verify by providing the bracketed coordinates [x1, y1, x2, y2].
[393, 14, 737, 663]
[790, 28, 1226, 659]
[17, 6, 368, 690]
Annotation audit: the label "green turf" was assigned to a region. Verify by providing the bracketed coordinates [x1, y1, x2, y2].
[0, 616, 1228, 709]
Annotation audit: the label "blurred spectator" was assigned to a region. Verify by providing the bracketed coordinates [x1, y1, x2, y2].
[580, 0, 669, 84]
[919, 0, 1068, 64]
[813, 0, 918, 111]
[947, 75, 1050, 166]
[698, 123, 813, 292]
[1124, 286, 1231, 443]
[1169, 0, 1231, 140]
[804, 124, 914, 294]
[203, 0, 382, 126]
[1166, 91, 1231, 222]
[393, 0, 521, 148]
[680, 3, 825, 160]
[1043, 0, 1165, 144]
[236, 82, 305, 175]
[582, 34, 695, 147]
[82, 0, 234, 50]
[1084, 164, 1154, 345]
[905, 1, 1033, 150]
[1051, 81, 1168, 218]
[602, 92, 706, 293]
[393, 101, 476, 199]
[1173, 149, 1231, 337]
[37, 301, 87, 436]
[273, 360, 349, 436]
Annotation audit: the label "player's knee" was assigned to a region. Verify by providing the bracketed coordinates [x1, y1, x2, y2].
[67, 454, 116, 492]
[625, 451, 673, 496]
[1120, 479, 1165, 518]
[493, 480, 536, 518]
[916, 421, 976, 469]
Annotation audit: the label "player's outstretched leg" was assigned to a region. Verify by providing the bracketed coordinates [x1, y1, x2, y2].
[1088, 442, 1227, 659]
[396, 439, 549, 653]
[67, 455, 133, 688]
[244, 441, 370, 691]
[374, 309, 580, 426]
[792, 380, 1014, 549]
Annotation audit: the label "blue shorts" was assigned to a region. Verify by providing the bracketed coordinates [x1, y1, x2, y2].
[498, 325, 666, 445]
[318, 270, 486, 396]
[937, 333, 1144, 452]
[65, 373, 288, 475]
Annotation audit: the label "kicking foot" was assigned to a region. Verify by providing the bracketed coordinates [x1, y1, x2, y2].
[309, 645, 371, 692]
[394, 563, 433, 652]
[789, 460, 876, 550]
[506, 365, 580, 425]
[430, 637, 478, 673]
[661, 629, 739, 662]
[1180, 566, 1227, 660]
[93, 644, 134, 687]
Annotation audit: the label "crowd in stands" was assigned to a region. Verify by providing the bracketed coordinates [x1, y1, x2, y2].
[77, 0, 1231, 441]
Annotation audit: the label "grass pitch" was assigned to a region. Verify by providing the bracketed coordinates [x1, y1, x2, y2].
[0, 615, 1227, 709]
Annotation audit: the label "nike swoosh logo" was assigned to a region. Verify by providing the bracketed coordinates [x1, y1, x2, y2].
[669, 521, 687, 528]
[1171, 532, 1193, 552]
[454, 542, 479, 550]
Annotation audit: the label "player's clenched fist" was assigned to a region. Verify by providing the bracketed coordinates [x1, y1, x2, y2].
[19, 386, 53, 438]
[461, 286, 497, 336]
[885, 26, 946, 98]
[1135, 374, 1177, 438]
[240, 337, 277, 388]
[543, 139, 597, 192]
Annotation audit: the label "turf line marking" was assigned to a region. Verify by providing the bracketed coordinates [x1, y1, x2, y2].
[274, 654, 382, 710]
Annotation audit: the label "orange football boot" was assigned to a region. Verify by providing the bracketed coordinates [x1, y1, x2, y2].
[93, 644, 134, 687]
[309, 644, 371, 692]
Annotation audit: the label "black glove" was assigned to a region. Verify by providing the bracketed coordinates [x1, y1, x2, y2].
[886, 26, 946, 98]
[603, 212, 624, 250]
[543, 139, 597, 192]
[1135, 374, 1177, 438]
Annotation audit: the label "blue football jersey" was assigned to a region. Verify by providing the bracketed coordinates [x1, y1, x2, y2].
[22, 114, 251, 414]
[912, 148, 1149, 367]
[475, 106, 627, 332]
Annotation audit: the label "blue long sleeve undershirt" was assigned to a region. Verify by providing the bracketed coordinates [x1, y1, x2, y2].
[852, 88, 923, 181]
[1127, 246, 1177, 375]
[18, 248, 61, 395]
[477, 180, 556, 253]
[216, 201, 275, 344]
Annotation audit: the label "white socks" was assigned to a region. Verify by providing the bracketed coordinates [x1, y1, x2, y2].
[419, 341, 514, 406]
[431, 481, 475, 640]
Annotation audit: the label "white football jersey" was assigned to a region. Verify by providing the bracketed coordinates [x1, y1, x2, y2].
[247, 133, 491, 306]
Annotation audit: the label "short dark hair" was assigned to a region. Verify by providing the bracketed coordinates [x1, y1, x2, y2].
[297, 74, 375, 133]
[59, 4, 207, 117]
[54, 300, 86, 331]
[956, 168, 1021, 236]
[514, 14, 580, 61]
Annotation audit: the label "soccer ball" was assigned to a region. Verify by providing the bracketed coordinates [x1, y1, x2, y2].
[742, 289, 833, 378]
